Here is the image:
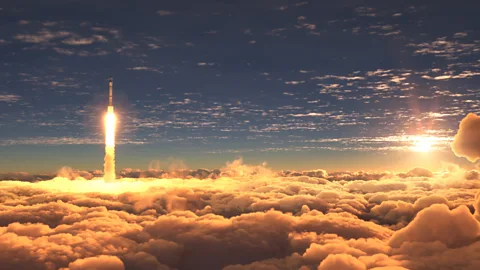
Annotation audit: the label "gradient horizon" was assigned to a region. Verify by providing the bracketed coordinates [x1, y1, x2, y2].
[0, 0, 478, 174]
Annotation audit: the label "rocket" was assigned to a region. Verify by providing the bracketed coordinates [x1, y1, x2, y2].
[104, 76, 116, 181]
[109, 76, 113, 107]
[108, 77, 114, 113]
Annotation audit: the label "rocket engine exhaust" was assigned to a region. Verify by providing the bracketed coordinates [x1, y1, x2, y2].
[104, 77, 116, 181]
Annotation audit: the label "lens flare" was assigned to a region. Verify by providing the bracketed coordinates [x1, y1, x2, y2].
[411, 136, 433, 152]
[104, 106, 116, 181]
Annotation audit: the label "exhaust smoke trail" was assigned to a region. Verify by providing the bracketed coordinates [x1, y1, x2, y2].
[104, 78, 116, 181]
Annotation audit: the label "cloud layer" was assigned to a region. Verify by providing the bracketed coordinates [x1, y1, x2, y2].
[1, 158, 480, 269]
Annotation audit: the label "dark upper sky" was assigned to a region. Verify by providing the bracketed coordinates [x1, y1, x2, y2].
[0, 0, 479, 172]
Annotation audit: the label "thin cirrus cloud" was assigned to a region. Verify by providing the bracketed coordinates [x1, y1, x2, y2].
[61, 35, 108, 46]
[407, 37, 479, 60]
[0, 94, 21, 103]
[11, 22, 121, 57]
[156, 10, 176, 16]
[0, 137, 146, 146]
[1, 4, 478, 157]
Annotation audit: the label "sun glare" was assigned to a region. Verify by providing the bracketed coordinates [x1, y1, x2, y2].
[411, 137, 433, 152]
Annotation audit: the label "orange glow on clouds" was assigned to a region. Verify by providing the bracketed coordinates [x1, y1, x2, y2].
[1, 157, 480, 269]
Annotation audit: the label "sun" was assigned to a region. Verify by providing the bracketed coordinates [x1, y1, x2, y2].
[411, 137, 433, 152]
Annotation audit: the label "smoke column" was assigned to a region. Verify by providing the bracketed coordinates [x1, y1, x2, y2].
[104, 78, 116, 181]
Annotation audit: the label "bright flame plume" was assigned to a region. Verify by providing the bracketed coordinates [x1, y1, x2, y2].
[104, 106, 116, 181]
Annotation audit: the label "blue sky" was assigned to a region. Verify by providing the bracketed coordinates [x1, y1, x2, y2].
[0, 0, 478, 173]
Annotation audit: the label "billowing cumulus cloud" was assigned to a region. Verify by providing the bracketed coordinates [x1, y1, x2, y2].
[318, 254, 366, 270]
[62, 256, 125, 270]
[389, 204, 480, 248]
[1, 158, 480, 269]
[451, 113, 480, 162]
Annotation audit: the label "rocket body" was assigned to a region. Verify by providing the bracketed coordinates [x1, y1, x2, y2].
[109, 77, 113, 106]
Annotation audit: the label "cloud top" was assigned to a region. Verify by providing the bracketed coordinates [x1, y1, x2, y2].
[451, 113, 480, 162]
[0, 160, 479, 269]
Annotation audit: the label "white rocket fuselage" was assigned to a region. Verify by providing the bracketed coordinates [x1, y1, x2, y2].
[109, 77, 113, 107]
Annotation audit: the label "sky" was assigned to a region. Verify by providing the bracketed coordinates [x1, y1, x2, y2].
[3, 2, 480, 269]
[0, 0, 479, 173]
